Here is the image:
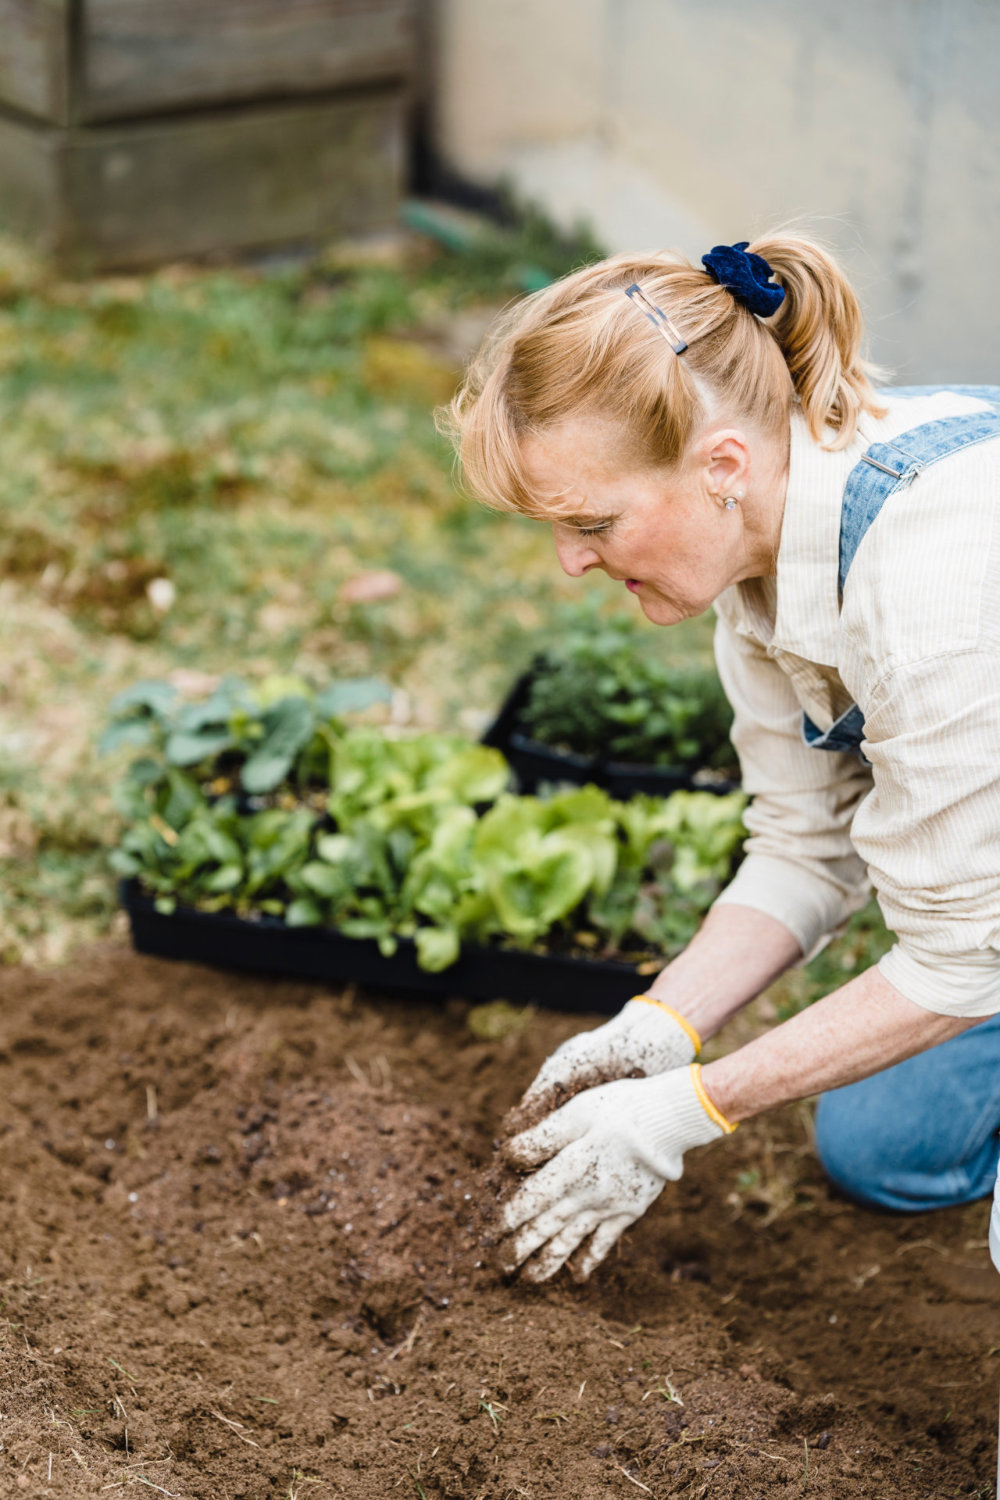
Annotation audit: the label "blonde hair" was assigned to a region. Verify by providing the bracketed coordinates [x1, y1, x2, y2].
[444, 233, 886, 516]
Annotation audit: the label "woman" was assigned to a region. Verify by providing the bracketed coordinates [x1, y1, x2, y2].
[447, 235, 1000, 1283]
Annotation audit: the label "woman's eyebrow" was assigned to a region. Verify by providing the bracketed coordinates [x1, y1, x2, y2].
[558, 510, 618, 528]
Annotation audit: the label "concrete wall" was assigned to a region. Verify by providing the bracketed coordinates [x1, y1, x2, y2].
[431, 0, 1000, 382]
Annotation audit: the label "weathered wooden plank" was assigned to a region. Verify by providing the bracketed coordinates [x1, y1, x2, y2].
[79, 0, 416, 122]
[0, 0, 70, 122]
[0, 109, 60, 242]
[0, 90, 406, 268]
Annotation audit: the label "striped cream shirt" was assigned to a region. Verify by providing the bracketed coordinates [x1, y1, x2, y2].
[712, 389, 1000, 1019]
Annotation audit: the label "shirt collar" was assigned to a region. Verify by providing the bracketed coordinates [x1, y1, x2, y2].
[765, 406, 870, 667]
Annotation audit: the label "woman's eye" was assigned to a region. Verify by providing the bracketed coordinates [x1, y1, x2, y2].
[577, 521, 612, 538]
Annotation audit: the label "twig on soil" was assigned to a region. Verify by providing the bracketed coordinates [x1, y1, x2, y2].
[146, 1086, 158, 1123]
[614, 1466, 652, 1493]
[210, 1409, 260, 1448]
[662, 1433, 706, 1456]
[114, 1393, 130, 1454]
[388, 1310, 425, 1360]
[344, 1054, 369, 1087]
[102, 1478, 179, 1497]
[894, 1238, 951, 1258]
[378, 1210, 412, 1239]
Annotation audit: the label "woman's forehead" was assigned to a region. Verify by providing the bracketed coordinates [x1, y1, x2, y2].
[520, 420, 638, 512]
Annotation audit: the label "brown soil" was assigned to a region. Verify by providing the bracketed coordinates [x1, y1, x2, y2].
[1, 944, 997, 1499]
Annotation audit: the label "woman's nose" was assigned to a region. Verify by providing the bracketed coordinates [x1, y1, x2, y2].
[552, 526, 600, 577]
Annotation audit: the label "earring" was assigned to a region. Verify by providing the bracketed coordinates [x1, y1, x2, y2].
[723, 498, 737, 510]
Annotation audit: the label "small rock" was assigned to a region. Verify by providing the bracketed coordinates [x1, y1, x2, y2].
[340, 570, 402, 604]
[146, 577, 176, 614]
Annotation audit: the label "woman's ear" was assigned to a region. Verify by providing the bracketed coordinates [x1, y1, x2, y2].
[698, 430, 751, 500]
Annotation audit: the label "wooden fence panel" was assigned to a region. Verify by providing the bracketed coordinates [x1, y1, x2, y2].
[0, 0, 70, 122]
[79, 0, 416, 122]
[0, 90, 405, 268]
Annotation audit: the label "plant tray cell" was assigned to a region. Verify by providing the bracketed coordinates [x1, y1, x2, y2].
[122, 882, 648, 1015]
[481, 667, 739, 798]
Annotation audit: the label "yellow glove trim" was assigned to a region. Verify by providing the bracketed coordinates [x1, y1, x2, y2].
[689, 1064, 738, 1134]
[630, 995, 702, 1056]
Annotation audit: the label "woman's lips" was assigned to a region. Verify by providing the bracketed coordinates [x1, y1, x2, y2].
[625, 579, 642, 592]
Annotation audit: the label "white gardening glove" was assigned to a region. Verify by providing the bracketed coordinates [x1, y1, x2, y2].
[500, 1065, 734, 1283]
[514, 996, 701, 1121]
[990, 1166, 1000, 1274]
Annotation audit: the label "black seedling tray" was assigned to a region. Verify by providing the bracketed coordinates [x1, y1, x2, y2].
[122, 881, 648, 1015]
[482, 665, 739, 798]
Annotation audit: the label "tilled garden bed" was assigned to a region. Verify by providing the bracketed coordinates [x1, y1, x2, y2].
[0, 943, 997, 1498]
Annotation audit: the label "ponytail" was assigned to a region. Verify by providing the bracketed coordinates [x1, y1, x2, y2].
[751, 233, 886, 448]
[446, 233, 887, 515]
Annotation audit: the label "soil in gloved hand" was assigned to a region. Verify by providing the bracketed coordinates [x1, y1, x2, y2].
[475, 1061, 648, 1264]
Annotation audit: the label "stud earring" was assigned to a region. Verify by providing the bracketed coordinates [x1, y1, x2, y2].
[723, 498, 737, 510]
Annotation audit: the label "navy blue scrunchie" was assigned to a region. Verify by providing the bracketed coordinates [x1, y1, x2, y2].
[701, 241, 785, 318]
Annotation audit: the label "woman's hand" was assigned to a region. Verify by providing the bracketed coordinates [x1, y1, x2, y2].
[500, 1066, 729, 1282]
[510, 997, 699, 1128]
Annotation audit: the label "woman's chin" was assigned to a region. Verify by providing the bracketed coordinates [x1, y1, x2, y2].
[636, 593, 692, 627]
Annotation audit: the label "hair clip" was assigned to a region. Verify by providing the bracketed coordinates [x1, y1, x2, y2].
[624, 283, 688, 355]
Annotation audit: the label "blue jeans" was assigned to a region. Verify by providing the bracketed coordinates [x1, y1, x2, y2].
[814, 1011, 1000, 1211]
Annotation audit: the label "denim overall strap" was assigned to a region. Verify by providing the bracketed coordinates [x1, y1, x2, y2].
[803, 398, 1000, 757]
[881, 384, 1000, 404]
[839, 406, 1000, 590]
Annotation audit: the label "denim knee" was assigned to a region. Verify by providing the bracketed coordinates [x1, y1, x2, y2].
[815, 1084, 1000, 1213]
[813, 1013, 1000, 1212]
[814, 1089, 901, 1209]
